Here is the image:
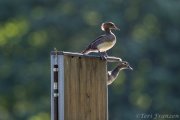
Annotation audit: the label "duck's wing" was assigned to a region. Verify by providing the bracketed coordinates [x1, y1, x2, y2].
[88, 35, 108, 48]
[90, 35, 106, 44]
[81, 35, 107, 54]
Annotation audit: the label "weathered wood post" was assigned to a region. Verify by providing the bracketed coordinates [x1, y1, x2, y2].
[51, 51, 121, 120]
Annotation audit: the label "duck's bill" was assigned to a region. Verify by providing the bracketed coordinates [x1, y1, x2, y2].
[128, 65, 133, 70]
[114, 26, 120, 30]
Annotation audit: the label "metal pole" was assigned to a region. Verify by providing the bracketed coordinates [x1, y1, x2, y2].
[53, 52, 59, 120]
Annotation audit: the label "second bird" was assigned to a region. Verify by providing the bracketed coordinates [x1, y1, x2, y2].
[81, 22, 119, 60]
[107, 61, 133, 85]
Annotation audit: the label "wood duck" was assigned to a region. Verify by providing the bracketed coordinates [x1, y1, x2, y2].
[81, 22, 119, 60]
[107, 61, 133, 85]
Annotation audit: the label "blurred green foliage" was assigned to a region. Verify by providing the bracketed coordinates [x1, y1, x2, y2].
[0, 0, 180, 120]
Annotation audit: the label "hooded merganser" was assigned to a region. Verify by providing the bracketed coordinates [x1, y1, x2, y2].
[81, 22, 119, 60]
[107, 61, 133, 85]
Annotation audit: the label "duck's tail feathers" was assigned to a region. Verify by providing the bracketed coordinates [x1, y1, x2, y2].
[81, 45, 93, 54]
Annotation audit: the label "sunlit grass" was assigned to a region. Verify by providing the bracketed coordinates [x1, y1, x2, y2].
[0, 105, 10, 120]
[28, 31, 48, 47]
[132, 14, 160, 42]
[13, 101, 33, 116]
[125, 6, 139, 21]
[28, 112, 50, 120]
[60, 2, 75, 15]
[130, 92, 152, 110]
[83, 11, 102, 26]
[0, 18, 29, 46]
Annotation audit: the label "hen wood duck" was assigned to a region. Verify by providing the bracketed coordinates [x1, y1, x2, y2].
[107, 61, 133, 85]
[81, 22, 119, 60]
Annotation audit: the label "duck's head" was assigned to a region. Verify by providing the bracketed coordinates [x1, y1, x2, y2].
[101, 22, 120, 31]
[118, 61, 133, 70]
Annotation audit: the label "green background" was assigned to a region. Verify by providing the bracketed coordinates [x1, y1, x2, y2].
[0, 0, 180, 120]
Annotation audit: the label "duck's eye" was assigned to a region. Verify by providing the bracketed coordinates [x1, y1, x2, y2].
[123, 62, 127, 65]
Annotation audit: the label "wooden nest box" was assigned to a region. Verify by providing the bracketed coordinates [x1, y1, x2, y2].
[50, 51, 121, 120]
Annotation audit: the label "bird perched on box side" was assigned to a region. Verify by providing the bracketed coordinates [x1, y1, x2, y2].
[81, 22, 119, 59]
[107, 61, 133, 85]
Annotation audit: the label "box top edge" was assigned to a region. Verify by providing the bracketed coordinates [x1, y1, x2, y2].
[50, 51, 122, 62]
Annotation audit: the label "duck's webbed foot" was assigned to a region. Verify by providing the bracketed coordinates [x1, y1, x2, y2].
[103, 52, 108, 57]
[98, 50, 107, 60]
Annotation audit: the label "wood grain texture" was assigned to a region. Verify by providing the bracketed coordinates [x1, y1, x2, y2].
[64, 55, 107, 120]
